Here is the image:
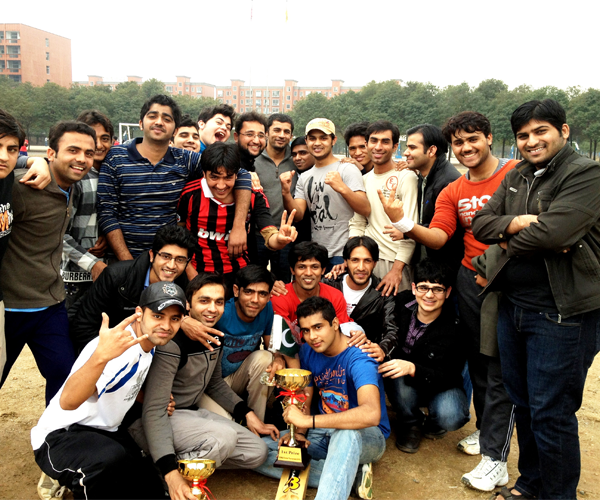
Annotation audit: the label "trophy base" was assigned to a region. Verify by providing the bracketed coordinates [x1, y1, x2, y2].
[274, 445, 310, 469]
[276, 464, 311, 500]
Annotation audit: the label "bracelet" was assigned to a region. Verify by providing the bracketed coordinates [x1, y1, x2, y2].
[312, 415, 316, 429]
[391, 216, 415, 233]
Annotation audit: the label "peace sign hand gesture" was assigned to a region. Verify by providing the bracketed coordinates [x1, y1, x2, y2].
[377, 185, 404, 223]
[275, 210, 298, 247]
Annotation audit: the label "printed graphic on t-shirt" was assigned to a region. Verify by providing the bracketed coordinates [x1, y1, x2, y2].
[457, 194, 492, 230]
[306, 176, 338, 230]
[0, 202, 13, 237]
[314, 364, 350, 413]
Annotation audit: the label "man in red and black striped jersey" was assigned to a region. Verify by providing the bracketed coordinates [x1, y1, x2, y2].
[178, 142, 297, 294]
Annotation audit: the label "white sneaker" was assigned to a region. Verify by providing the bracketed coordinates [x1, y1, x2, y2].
[354, 463, 373, 500]
[457, 429, 480, 455]
[461, 455, 509, 492]
[37, 472, 67, 500]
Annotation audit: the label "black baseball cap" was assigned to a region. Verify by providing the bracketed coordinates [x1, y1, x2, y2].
[139, 282, 187, 314]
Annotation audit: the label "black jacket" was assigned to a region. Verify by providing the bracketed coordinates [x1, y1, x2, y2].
[323, 274, 398, 356]
[472, 144, 600, 318]
[393, 290, 465, 396]
[68, 251, 189, 352]
[413, 156, 464, 275]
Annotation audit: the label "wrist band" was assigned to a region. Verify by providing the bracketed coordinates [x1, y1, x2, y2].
[312, 415, 316, 429]
[391, 216, 415, 233]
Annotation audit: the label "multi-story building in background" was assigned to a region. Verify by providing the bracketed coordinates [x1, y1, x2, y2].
[0, 23, 71, 87]
[74, 75, 363, 114]
[217, 79, 362, 114]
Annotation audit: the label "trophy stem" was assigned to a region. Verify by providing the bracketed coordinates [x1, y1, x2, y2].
[288, 423, 299, 448]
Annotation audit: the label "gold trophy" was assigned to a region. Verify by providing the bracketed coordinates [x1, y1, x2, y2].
[273, 368, 312, 469]
[177, 459, 216, 500]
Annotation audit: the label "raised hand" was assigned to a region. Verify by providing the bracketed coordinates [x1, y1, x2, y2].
[275, 210, 298, 246]
[280, 170, 296, 195]
[324, 171, 346, 193]
[95, 311, 147, 363]
[377, 185, 404, 223]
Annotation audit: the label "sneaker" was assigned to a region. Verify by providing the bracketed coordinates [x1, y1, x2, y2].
[37, 472, 67, 500]
[461, 455, 509, 492]
[395, 425, 422, 453]
[356, 463, 373, 500]
[457, 429, 480, 455]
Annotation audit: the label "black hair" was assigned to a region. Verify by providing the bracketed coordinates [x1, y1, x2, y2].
[510, 99, 567, 137]
[0, 109, 26, 148]
[197, 104, 235, 125]
[48, 121, 96, 152]
[201, 142, 240, 176]
[140, 94, 182, 128]
[235, 111, 267, 134]
[176, 114, 200, 132]
[297, 296, 336, 326]
[288, 241, 329, 270]
[186, 273, 225, 304]
[151, 224, 197, 256]
[413, 258, 453, 289]
[442, 111, 491, 143]
[365, 120, 400, 145]
[76, 110, 114, 141]
[342, 236, 379, 262]
[406, 124, 448, 158]
[267, 113, 294, 133]
[235, 264, 275, 291]
[291, 137, 307, 149]
[343, 121, 369, 146]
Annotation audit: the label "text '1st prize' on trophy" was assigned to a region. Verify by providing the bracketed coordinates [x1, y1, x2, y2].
[273, 368, 312, 469]
[177, 459, 216, 500]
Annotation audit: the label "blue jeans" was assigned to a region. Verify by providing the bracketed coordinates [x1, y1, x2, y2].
[386, 376, 470, 431]
[498, 299, 600, 499]
[254, 426, 386, 500]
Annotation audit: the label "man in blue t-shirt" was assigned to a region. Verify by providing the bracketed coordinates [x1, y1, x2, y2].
[199, 265, 286, 421]
[255, 296, 389, 500]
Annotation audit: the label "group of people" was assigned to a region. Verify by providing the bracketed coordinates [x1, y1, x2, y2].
[0, 92, 598, 500]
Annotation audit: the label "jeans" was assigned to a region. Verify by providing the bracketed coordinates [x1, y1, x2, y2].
[385, 376, 470, 431]
[254, 426, 386, 500]
[498, 299, 600, 499]
[255, 235, 292, 282]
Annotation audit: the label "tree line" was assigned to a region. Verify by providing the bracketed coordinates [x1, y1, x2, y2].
[1, 76, 599, 159]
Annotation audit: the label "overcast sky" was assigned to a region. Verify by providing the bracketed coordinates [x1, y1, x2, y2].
[5, 0, 599, 91]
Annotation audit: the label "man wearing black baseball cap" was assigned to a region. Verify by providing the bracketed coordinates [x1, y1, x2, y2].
[31, 281, 185, 500]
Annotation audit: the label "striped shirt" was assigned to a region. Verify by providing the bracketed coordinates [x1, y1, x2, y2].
[97, 138, 251, 258]
[178, 178, 276, 275]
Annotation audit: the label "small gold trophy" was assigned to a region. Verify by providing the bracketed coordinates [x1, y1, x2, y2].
[273, 368, 312, 469]
[177, 459, 216, 500]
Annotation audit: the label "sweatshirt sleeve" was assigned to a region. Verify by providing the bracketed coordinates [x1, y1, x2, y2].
[142, 343, 180, 475]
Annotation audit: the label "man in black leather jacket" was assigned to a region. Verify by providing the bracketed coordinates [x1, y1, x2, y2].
[323, 236, 398, 362]
[68, 225, 221, 354]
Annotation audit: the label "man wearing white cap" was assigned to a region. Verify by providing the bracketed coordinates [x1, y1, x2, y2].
[280, 118, 370, 270]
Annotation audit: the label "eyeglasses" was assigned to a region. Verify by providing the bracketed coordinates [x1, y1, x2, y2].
[415, 285, 446, 295]
[156, 252, 190, 265]
[239, 132, 266, 140]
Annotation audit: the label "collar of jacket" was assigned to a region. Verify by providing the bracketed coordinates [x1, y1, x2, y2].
[516, 143, 575, 178]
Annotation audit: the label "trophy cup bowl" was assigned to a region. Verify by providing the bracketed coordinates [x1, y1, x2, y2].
[177, 459, 216, 500]
[273, 368, 312, 469]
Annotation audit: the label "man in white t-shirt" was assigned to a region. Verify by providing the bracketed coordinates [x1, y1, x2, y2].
[349, 120, 418, 296]
[281, 118, 370, 269]
[31, 282, 186, 500]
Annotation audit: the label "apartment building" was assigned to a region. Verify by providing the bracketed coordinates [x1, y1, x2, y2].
[0, 23, 71, 87]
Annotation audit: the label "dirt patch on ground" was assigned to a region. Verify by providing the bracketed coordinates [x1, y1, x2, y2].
[1, 347, 599, 500]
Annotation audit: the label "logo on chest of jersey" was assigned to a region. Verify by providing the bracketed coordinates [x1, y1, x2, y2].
[458, 195, 491, 213]
[197, 228, 230, 241]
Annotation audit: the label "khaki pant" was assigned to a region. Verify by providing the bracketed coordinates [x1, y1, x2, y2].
[199, 349, 273, 421]
[373, 260, 412, 292]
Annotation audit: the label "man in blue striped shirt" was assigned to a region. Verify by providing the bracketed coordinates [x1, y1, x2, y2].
[98, 95, 251, 261]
